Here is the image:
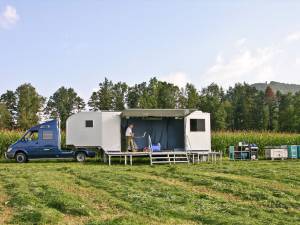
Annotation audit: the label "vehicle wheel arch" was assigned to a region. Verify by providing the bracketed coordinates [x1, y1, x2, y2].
[14, 150, 27, 158]
[75, 150, 87, 156]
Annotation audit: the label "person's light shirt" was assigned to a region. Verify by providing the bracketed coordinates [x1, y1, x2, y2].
[126, 127, 133, 137]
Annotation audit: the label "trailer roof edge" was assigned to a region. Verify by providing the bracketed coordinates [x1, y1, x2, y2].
[121, 109, 199, 118]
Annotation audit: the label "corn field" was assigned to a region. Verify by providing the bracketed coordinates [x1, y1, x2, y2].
[1, 130, 300, 158]
[212, 131, 300, 156]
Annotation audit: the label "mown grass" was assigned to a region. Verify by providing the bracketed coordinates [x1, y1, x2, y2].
[0, 160, 299, 225]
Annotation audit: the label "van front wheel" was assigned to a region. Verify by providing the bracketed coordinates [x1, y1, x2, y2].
[76, 152, 86, 162]
[15, 152, 27, 163]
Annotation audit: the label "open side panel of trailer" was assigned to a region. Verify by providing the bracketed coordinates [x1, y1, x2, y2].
[121, 117, 185, 151]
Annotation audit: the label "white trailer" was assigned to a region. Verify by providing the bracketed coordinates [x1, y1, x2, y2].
[66, 109, 211, 151]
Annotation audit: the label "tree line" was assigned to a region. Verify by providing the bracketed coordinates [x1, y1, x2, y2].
[0, 77, 299, 132]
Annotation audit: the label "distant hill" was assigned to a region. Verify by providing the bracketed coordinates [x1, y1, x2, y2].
[251, 81, 300, 94]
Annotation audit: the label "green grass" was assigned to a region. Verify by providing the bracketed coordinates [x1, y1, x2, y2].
[0, 160, 299, 225]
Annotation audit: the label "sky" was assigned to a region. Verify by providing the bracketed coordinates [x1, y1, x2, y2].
[1, 0, 300, 101]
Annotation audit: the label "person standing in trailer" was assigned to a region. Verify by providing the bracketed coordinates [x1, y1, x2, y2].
[126, 124, 136, 152]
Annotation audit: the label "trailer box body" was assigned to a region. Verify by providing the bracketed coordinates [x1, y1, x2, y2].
[66, 111, 121, 150]
[66, 109, 211, 152]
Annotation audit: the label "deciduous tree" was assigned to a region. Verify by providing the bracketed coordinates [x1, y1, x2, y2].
[45, 87, 85, 129]
[0, 90, 17, 127]
[0, 103, 12, 129]
[15, 83, 45, 129]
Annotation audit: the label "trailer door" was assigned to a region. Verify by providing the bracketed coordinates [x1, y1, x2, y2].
[185, 112, 211, 151]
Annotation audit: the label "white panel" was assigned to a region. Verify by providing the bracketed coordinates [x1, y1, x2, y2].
[100, 112, 122, 151]
[185, 111, 211, 151]
[265, 149, 288, 159]
[66, 112, 102, 147]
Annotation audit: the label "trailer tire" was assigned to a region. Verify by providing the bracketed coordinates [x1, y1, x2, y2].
[76, 152, 86, 162]
[15, 152, 27, 163]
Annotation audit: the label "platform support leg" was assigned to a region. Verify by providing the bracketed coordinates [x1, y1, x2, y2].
[103, 152, 107, 163]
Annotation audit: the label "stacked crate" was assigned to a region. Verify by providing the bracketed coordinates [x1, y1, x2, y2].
[265, 147, 288, 160]
[229, 146, 235, 160]
[287, 145, 298, 159]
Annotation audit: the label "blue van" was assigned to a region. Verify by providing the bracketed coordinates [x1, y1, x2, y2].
[5, 120, 96, 163]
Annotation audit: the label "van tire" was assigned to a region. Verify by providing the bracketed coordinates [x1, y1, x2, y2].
[76, 152, 86, 162]
[15, 152, 27, 163]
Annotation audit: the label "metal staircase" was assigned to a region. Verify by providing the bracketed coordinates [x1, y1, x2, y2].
[150, 151, 190, 165]
[148, 134, 189, 165]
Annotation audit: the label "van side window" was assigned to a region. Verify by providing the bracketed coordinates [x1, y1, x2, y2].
[25, 131, 39, 141]
[190, 119, 205, 132]
[42, 131, 54, 140]
[85, 120, 93, 128]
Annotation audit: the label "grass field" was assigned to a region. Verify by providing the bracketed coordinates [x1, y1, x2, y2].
[0, 160, 299, 225]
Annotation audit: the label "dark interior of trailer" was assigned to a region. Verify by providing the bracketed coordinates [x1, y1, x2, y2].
[121, 117, 184, 151]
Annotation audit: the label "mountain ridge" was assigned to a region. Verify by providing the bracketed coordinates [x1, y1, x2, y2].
[251, 81, 300, 94]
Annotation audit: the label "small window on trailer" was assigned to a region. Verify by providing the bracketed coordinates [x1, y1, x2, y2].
[190, 119, 205, 132]
[85, 120, 94, 128]
[42, 131, 54, 140]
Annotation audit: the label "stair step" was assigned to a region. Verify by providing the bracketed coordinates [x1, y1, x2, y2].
[151, 157, 171, 159]
[152, 156, 188, 159]
[152, 160, 189, 163]
[152, 161, 173, 164]
[173, 161, 189, 163]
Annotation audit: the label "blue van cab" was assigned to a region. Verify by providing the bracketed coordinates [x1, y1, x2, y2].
[5, 120, 96, 163]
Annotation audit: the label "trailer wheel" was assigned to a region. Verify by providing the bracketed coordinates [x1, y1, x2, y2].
[76, 152, 86, 162]
[15, 152, 27, 163]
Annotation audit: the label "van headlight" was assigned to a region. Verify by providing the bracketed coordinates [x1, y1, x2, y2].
[7, 147, 12, 152]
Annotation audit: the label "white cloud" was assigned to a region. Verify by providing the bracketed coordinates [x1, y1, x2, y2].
[201, 30, 300, 88]
[160, 72, 190, 88]
[286, 31, 300, 42]
[235, 38, 247, 47]
[0, 5, 19, 29]
[216, 53, 224, 64]
[203, 45, 281, 88]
